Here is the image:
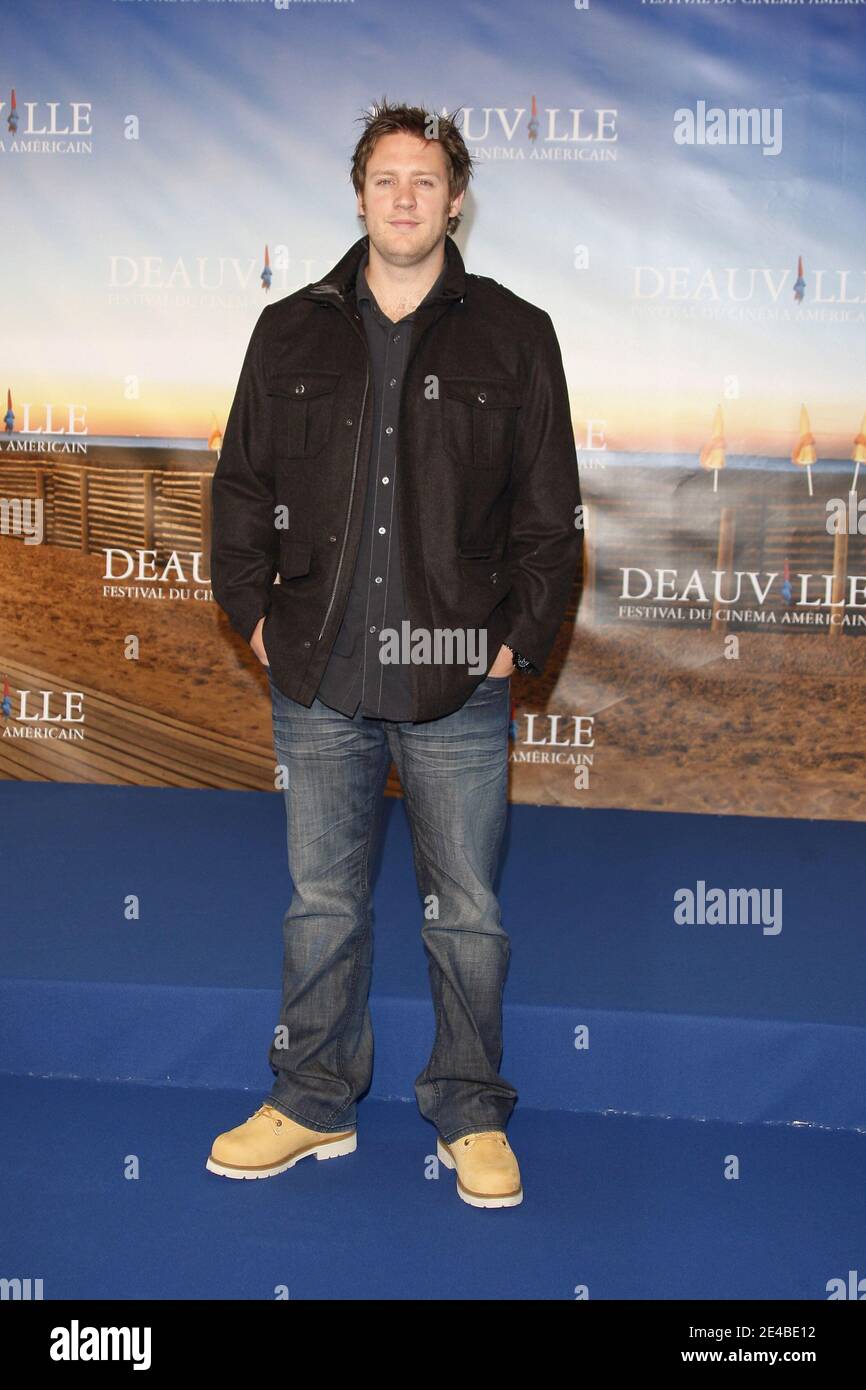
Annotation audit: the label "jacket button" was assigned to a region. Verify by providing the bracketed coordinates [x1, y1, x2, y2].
[477, 391, 487, 405]
[303, 640, 311, 647]
[329, 535, 337, 543]
[491, 572, 498, 584]
[345, 419, 353, 427]
[294, 383, 305, 395]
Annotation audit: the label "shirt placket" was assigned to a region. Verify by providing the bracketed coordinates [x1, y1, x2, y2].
[361, 311, 408, 715]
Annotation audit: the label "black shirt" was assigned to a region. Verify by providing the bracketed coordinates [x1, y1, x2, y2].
[315, 249, 448, 721]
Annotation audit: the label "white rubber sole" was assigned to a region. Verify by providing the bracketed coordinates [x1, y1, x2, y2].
[206, 1130, 357, 1179]
[437, 1138, 524, 1208]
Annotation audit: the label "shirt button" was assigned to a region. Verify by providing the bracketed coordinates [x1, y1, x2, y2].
[369, 626, 377, 634]
[374, 576, 383, 584]
[378, 526, 386, 534]
[389, 378, 397, 388]
[382, 476, 390, 484]
[393, 333, 401, 341]
[303, 640, 311, 647]
[345, 418, 353, 427]
[385, 426, 394, 435]
[329, 535, 337, 543]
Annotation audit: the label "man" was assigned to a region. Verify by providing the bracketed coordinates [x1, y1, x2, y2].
[207, 101, 582, 1208]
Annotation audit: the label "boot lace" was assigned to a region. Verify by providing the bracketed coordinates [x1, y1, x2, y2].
[248, 1104, 284, 1128]
[461, 1131, 506, 1150]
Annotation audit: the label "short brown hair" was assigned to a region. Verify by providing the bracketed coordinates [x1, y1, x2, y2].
[350, 99, 474, 236]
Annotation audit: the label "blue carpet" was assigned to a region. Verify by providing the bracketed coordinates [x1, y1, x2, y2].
[1, 782, 866, 1127]
[1, 1075, 864, 1301]
[2, 781, 866, 1299]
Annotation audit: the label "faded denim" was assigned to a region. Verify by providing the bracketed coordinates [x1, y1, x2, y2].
[263, 669, 518, 1144]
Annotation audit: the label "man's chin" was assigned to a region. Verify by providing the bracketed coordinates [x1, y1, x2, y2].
[368, 225, 446, 264]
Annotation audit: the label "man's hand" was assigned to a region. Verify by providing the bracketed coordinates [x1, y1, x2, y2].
[487, 643, 516, 678]
[250, 616, 269, 667]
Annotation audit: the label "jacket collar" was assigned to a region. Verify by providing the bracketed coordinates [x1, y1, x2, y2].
[303, 232, 467, 304]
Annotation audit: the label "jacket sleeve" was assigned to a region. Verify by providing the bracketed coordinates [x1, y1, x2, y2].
[209, 305, 278, 645]
[501, 309, 583, 675]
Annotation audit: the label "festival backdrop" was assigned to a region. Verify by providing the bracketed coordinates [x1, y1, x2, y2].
[2, 0, 865, 819]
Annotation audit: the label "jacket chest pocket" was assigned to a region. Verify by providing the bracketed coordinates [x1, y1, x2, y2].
[267, 370, 341, 459]
[441, 377, 522, 471]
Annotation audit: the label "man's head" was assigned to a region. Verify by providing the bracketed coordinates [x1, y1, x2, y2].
[350, 101, 474, 267]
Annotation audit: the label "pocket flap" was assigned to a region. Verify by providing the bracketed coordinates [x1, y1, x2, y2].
[458, 555, 513, 596]
[442, 377, 521, 409]
[277, 537, 312, 579]
[266, 370, 341, 401]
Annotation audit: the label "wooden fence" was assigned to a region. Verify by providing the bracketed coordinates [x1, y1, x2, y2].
[0, 457, 213, 571]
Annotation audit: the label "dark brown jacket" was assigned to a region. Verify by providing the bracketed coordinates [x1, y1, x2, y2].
[210, 233, 582, 722]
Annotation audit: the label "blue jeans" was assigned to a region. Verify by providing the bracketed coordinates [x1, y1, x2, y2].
[263, 669, 518, 1144]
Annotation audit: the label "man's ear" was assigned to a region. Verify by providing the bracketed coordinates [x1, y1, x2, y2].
[356, 190, 366, 220]
[449, 188, 466, 221]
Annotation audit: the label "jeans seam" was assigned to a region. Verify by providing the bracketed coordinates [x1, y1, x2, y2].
[401, 775, 444, 1130]
[326, 939, 361, 1126]
[430, 994, 443, 1129]
[321, 770, 382, 1128]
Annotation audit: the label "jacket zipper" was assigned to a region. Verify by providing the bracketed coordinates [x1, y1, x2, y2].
[317, 296, 370, 643]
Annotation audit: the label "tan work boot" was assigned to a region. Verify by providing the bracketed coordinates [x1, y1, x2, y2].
[206, 1103, 356, 1179]
[437, 1130, 523, 1208]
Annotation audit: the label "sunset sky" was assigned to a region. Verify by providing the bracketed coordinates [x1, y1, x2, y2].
[5, 0, 864, 457]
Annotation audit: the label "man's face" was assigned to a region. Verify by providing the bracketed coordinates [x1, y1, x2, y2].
[357, 130, 464, 266]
